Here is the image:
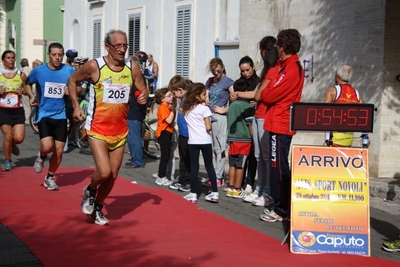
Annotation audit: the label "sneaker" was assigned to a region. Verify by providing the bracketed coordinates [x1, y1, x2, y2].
[169, 182, 182, 190]
[260, 210, 284, 222]
[205, 192, 219, 203]
[226, 188, 234, 197]
[263, 208, 271, 215]
[90, 204, 109, 226]
[202, 179, 225, 187]
[152, 173, 159, 179]
[155, 177, 172, 186]
[231, 189, 246, 199]
[264, 195, 274, 206]
[382, 237, 400, 252]
[81, 184, 96, 215]
[183, 193, 197, 203]
[223, 186, 230, 192]
[33, 153, 45, 173]
[252, 196, 265, 206]
[2, 159, 12, 171]
[11, 145, 20, 156]
[199, 176, 208, 183]
[244, 184, 253, 194]
[43, 176, 59, 191]
[243, 192, 259, 203]
[178, 184, 191, 192]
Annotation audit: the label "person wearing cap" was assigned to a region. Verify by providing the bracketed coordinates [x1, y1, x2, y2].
[68, 57, 90, 144]
[20, 58, 32, 124]
[65, 49, 78, 67]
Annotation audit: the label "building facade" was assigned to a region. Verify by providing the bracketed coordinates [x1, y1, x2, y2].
[0, 0, 64, 66]
[1, 0, 399, 179]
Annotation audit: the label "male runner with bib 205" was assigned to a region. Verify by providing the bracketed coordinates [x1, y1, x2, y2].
[68, 29, 148, 226]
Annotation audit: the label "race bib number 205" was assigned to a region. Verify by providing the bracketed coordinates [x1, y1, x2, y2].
[103, 84, 130, 104]
[44, 82, 65, 98]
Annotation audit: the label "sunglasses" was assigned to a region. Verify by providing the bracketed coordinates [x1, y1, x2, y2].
[212, 69, 223, 75]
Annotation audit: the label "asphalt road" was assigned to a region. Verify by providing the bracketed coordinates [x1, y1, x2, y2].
[1, 125, 400, 265]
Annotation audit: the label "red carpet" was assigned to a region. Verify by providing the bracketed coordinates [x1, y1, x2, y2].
[0, 167, 398, 267]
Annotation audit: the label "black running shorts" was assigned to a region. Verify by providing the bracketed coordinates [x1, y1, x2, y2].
[37, 118, 68, 142]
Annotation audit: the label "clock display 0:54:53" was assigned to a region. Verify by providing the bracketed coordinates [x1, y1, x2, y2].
[290, 102, 374, 132]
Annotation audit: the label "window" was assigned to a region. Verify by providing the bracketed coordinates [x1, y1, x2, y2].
[176, 5, 191, 79]
[93, 19, 102, 58]
[128, 14, 141, 56]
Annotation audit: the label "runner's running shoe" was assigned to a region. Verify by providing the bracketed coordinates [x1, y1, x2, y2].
[33, 153, 45, 173]
[11, 145, 20, 156]
[81, 184, 96, 215]
[89, 203, 109, 226]
[44, 176, 59, 191]
[2, 160, 11, 171]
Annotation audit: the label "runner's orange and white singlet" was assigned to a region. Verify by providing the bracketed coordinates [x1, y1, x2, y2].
[332, 84, 361, 147]
[0, 70, 23, 109]
[85, 57, 133, 136]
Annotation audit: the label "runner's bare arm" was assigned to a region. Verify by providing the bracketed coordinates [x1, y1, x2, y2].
[323, 87, 336, 103]
[23, 78, 37, 106]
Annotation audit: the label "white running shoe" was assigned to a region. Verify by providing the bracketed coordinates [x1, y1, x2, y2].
[43, 176, 59, 191]
[183, 193, 197, 203]
[81, 184, 96, 215]
[252, 196, 265, 207]
[155, 177, 172, 186]
[243, 192, 259, 203]
[244, 184, 253, 194]
[34, 153, 45, 173]
[205, 192, 219, 203]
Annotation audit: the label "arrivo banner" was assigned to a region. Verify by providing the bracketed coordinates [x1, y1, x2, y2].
[290, 145, 370, 256]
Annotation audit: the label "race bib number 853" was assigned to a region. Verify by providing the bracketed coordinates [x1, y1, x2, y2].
[103, 84, 130, 104]
[44, 82, 65, 98]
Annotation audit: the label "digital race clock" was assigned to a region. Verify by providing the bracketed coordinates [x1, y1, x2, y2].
[290, 102, 375, 132]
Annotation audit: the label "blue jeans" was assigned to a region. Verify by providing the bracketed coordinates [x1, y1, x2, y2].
[127, 120, 144, 167]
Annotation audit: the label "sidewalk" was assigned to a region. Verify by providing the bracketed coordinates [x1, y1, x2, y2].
[369, 177, 400, 216]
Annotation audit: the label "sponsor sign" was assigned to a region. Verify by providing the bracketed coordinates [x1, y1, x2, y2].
[290, 145, 370, 256]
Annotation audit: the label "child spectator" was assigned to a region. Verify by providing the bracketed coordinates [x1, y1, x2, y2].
[182, 83, 219, 203]
[154, 88, 176, 186]
[168, 75, 192, 192]
[152, 93, 178, 181]
[226, 78, 254, 198]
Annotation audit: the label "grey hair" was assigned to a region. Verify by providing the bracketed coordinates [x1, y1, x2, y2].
[104, 29, 127, 44]
[336, 64, 352, 82]
[129, 55, 140, 65]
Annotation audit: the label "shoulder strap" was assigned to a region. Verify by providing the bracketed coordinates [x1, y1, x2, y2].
[334, 85, 341, 101]
[96, 57, 106, 69]
[353, 87, 360, 102]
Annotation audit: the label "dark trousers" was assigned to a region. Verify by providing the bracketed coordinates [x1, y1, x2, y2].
[178, 135, 190, 185]
[157, 130, 172, 178]
[269, 133, 292, 218]
[189, 144, 217, 193]
[244, 149, 257, 187]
